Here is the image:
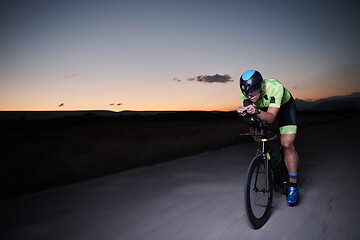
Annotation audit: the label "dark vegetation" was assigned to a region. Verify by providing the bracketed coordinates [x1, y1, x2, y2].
[0, 110, 357, 199]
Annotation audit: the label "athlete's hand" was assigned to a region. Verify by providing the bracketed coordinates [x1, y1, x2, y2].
[237, 106, 248, 117]
[245, 105, 257, 115]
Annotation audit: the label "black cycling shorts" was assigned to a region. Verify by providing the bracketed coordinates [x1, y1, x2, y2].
[278, 96, 297, 127]
[260, 96, 297, 134]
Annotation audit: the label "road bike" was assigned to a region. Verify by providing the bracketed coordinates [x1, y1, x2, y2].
[235, 113, 288, 229]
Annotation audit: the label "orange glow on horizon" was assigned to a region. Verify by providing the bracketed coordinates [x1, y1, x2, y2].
[1, 89, 358, 112]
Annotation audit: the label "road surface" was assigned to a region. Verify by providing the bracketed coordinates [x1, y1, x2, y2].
[1, 117, 360, 240]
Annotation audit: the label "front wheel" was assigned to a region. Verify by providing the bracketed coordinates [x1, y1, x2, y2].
[244, 154, 273, 229]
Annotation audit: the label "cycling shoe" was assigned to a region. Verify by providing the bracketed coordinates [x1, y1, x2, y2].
[287, 186, 299, 206]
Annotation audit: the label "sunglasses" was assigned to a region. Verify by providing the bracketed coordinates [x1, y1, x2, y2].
[246, 89, 260, 97]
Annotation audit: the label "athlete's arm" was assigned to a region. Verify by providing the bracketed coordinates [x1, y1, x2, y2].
[257, 107, 279, 123]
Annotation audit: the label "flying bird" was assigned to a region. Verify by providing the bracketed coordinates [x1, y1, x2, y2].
[109, 103, 122, 107]
[59, 103, 64, 107]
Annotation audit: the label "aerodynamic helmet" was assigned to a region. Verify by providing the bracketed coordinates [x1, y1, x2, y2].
[239, 70, 263, 96]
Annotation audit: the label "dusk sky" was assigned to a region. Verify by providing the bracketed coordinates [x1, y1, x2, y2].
[1, 0, 359, 111]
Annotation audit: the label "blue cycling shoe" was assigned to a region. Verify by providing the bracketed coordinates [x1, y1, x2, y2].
[287, 186, 299, 206]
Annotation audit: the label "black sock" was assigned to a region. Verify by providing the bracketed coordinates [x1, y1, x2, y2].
[289, 182, 298, 188]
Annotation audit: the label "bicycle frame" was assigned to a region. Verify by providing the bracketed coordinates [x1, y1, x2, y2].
[236, 125, 285, 190]
[239, 114, 287, 229]
[260, 134, 280, 190]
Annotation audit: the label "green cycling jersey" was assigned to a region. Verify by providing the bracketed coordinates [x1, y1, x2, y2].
[240, 78, 292, 108]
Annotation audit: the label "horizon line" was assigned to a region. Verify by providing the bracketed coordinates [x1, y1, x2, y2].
[1, 91, 359, 112]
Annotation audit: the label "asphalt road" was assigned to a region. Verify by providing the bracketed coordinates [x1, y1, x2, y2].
[1, 117, 360, 240]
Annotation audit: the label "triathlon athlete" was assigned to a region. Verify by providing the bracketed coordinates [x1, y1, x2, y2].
[237, 70, 299, 206]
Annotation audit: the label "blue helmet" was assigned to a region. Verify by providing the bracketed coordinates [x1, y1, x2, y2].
[240, 70, 263, 95]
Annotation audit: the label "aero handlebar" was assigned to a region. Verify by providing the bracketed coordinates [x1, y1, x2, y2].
[235, 132, 265, 137]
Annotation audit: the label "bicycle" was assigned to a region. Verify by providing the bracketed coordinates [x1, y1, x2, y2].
[235, 113, 289, 229]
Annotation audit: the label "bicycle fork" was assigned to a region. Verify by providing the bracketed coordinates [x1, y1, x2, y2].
[265, 152, 271, 191]
[255, 140, 271, 194]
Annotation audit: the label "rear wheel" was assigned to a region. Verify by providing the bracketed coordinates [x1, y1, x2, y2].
[244, 154, 273, 229]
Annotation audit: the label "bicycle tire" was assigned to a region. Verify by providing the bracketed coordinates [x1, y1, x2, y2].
[244, 154, 273, 229]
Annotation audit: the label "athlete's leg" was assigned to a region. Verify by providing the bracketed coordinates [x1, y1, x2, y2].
[281, 133, 300, 205]
[278, 97, 299, 205]
[280, 133, 299, 183]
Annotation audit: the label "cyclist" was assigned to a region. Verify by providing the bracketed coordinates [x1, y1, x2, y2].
[237, 70, 299, 206]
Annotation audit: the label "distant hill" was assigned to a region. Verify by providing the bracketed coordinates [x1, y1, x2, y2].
[311, 99, 360, 111]
[0, 110, 117, 121]
[118, 110, 179, 116]
[295, 92, 360, 111]
[0, 110, 223, 121]
[294, 99, 317, 111]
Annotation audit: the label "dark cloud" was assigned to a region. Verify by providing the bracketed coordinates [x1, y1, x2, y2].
[66, 74, 77, 78]
[173, 74, 234, 83]
[193, 74, 233, 83]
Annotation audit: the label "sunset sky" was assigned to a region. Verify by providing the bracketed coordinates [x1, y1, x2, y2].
[1, 0, 359, 111]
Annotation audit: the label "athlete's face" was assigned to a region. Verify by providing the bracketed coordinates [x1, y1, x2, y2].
[247, 90, 260, 103]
